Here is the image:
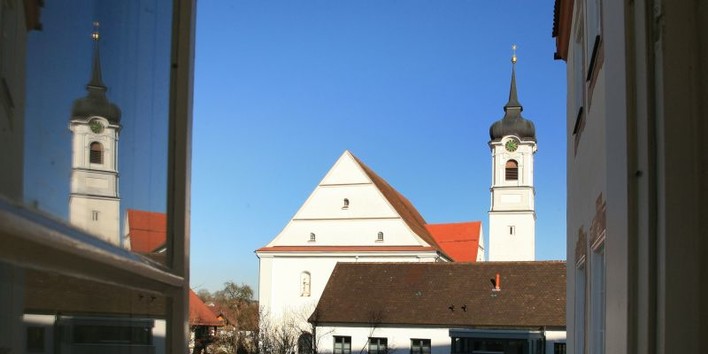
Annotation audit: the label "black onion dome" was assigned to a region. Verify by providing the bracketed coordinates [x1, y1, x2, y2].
[489, 63, 535, 141]
[71, 33, 121, 124]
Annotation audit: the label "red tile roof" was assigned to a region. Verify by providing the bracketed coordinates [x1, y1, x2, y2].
[189, 289, 223, 327]
[311, 261, 566, 328]
[126, 209, 167, 253]
[125, 210, 220, 327]
[426, 222, 482, 262]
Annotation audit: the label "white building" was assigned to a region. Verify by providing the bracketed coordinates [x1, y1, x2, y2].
[553, 0, 708, 353]
[257, 150, 484, 323]
[487, 55, 537, 262]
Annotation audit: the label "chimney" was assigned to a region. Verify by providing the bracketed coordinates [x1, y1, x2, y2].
[493, 273, 501, 291]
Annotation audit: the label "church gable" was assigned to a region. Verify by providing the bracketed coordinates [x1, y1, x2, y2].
[262, 151, 445, 254]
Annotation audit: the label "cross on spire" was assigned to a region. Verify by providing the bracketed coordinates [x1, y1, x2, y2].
[92, 21, 100, 41]
[511, 44, 518, 64]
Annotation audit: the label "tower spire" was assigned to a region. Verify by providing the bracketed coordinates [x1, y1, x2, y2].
[87, 21, 106, 91]
[71, 21, 121, 123]
[488, 44, 535, 141]
[504, 44, 522, 110]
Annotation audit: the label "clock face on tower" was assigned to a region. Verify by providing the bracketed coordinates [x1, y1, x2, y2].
[89, 119, 104, 134]
[505, 138, 519, 152]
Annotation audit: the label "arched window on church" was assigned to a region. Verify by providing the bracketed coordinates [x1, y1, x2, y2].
[505, 159, 518, 181]
[90, 142, 103, 164]
[300, 271, 311, 297]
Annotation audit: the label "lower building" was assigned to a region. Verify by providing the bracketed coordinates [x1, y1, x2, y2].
[309, 262, 566, 354]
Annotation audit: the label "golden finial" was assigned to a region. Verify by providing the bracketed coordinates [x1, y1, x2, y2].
[511, 44, 518, 64]
[91, 21, 100, 41]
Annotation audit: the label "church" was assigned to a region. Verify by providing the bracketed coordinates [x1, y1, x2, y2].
[256, 52, 564, 354]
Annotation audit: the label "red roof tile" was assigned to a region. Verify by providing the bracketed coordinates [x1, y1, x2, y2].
[426, 222, 482, 262]
[126, 209, 167, 253]
[189, 289, 223, 327]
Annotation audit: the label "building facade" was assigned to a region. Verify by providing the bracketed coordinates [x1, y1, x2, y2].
[553, 0, 708, 353]
[257, 150, 484, 324]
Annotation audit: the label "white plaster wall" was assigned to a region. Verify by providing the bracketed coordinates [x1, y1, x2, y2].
[491, 187, 535, 211]
[319, 151, 371, 185]
[316, 325, 451, 354]
[488, 212, 535, 261]
[564, 6, 607, 353]
[295, 184, 398, 219]
[276, 219, 425, 246]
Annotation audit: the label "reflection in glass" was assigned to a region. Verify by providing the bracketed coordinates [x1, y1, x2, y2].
[23, 1, 172, 254]
[25, 266, 167, 354]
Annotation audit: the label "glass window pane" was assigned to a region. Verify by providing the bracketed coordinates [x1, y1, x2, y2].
[18, 0, 173, 262]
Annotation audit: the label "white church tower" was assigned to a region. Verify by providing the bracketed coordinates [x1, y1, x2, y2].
[488, 48, 537, 261]
[68, 24, 122, 246]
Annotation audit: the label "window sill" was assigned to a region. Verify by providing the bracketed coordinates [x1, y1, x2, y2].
[0, 197, 184, 293]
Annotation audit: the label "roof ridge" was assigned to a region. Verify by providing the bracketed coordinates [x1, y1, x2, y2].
[347, 152, 449, 259]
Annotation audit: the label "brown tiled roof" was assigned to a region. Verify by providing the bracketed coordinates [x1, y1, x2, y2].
[349, 153, 448, 259]
[311, 261, 565, 328]
[190, 289, 223, 327]
[126, 209, 167, 253]
[426, 222, 482, 262]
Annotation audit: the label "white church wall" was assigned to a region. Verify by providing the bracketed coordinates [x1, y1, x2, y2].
[294, 184, 398, 220]
[275, 219, 425, 247]
[488, 212, 535, 261]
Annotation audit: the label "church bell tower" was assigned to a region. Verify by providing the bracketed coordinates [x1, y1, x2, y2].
[488, 47, 537, 261]
[68, 23, 122, 246]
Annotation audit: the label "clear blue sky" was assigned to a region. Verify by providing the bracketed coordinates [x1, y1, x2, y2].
[190, 0, 567, 294]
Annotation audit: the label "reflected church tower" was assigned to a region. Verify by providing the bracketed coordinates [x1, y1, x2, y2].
[69, 23, 122, 246]
[488, 46, 537, 261]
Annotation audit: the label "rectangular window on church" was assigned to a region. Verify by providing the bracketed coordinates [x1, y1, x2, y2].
[91, 210, 99, 221]
[509, 226, 515, 235]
